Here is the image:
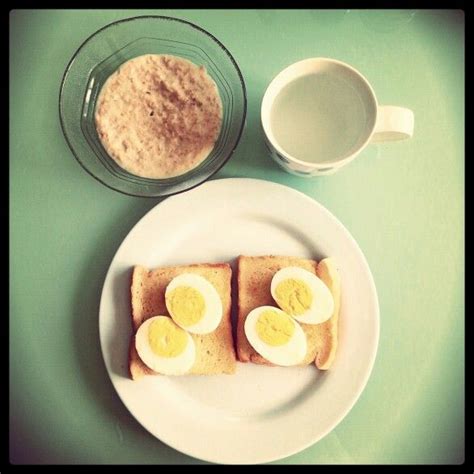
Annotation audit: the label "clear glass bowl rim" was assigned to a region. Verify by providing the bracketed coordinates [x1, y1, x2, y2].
[59, 14, 247, 197]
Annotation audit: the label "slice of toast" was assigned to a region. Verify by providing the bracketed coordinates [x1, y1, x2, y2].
[129, 263, 236, 380]
[236, 255, 340, 369]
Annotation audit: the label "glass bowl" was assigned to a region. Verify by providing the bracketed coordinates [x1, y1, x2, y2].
[59, 16, 247, 197]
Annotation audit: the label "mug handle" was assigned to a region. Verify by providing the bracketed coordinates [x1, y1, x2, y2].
[371, 106, 414, 143]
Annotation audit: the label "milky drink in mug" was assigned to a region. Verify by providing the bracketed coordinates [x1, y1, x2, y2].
[261, 58, 414, 176]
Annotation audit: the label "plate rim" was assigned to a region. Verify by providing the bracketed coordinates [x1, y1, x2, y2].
[99, 177, 380, 464]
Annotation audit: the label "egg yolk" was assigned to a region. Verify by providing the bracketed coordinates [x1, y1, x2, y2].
[256, 309, 295, 346]
[274, 278, 313, 316]
[166, 286, 206, 327]
[148, 317, 188, 358]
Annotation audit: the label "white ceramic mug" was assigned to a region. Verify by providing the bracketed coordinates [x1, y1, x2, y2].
[261, 58, 414, 176]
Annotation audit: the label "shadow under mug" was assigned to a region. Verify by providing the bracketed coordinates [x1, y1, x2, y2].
[261, 58, 414, 176]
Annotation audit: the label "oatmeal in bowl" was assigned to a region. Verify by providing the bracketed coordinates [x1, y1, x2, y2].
[60, 16, 246, 196]
[95, 54, 223, 179]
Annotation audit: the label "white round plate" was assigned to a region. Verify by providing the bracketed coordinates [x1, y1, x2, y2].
[99, 178, 379, 464]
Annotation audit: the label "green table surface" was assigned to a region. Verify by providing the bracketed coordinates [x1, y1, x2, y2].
[10, 9, 464, 465]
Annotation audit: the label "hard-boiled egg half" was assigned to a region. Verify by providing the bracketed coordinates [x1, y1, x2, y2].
[135, 316, 195, 375]
[244, 306, 307, 366]
[165, 273, 223, 334]
[271, 266, 334, 324]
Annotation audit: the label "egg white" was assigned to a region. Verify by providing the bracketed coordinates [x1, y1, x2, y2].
[165, 273, 223, 334]
[135, 316, 195, 375]
[271, 266, 334, 324]
[244, 306, 307, 366]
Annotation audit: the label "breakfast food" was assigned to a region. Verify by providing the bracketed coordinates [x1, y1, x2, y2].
[237, 255, 340, 369]
[244, 306, 307, 366]
[270, 266, 334, 324]
[129, 255, 340, 378]
[95, 54, 223, 179]
[165, 273, 223, 334]
[129, 263, 236, 379]
[135, 316, 196, 375]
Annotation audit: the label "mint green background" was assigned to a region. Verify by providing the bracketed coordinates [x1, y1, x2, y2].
[10, 9, 464, 465]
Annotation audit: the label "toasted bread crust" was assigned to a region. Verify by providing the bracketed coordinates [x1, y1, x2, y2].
[314, 258, 340, 369]
[129, 263, 236, 379]
[236, 255, 339, 369]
